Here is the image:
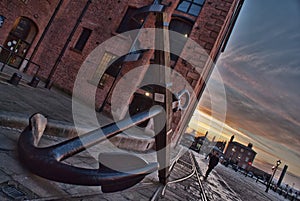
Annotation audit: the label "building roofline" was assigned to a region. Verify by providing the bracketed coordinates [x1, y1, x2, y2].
[230, 141, 257, 154]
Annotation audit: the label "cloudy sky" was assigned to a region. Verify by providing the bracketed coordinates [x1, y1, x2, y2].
[190, 0, 300, 188]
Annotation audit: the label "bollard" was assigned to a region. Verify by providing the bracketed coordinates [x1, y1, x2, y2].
[279, 187, 282, 195]
[8, 73, 22, 86]
[28, 76, 40, 88]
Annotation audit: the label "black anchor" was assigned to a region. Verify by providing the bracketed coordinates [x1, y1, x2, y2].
[18, 108, 162, 193]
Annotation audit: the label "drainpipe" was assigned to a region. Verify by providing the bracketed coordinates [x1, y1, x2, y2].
[45, 0, 92, 89]
[24, 0, 64, 72]
[98, 13, 150, 113]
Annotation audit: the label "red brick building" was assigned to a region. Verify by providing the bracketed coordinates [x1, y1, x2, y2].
[0, 0, 244, 144]
[224, 135, 257, 170]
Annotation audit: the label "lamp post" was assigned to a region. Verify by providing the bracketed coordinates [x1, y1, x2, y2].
[265, 160, 281, 193]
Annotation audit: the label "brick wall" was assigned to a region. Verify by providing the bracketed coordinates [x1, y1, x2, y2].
[171, 0, 242, 143]
[0, 0, 243, 145]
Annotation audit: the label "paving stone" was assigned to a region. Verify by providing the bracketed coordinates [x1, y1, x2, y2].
[12, 174, 69, 198]
[0, 180, 39, 200]
[0, 133, 17, 151]
[64, 185, 101, 196]
[0, 169, 10, 183]
[0, 152, 26, 175]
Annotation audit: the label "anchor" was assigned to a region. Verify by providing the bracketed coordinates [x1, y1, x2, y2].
[17, 2, 192, 191]
[17, 85, 190, 192]
[18, 108, 162, 193]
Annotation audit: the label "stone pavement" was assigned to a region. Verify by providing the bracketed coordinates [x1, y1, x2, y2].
[0, 65, 111, 133]
[0, 121, 206, 201]
[0, 65, 158, 152]
[0, 66, 209, 200]
[0, 125, 160, 200]
[0, 66, 290, 201]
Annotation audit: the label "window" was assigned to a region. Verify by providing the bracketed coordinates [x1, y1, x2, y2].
[0, 17, 37, 68]
[91, 52, 116, 87]
[245, 157, 249, 162]
[98, 73, 110, 88]
[169, 18, 193, 62]
[176, 0, 205, 16]
[74, 28, 92, 51]
[232, 146, 236, 152]
[116, 7, 147, 34]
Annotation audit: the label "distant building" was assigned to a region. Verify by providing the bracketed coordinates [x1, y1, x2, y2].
[224, 135, 256, 170]
[215, 140, 226, 152]
[190, 131, 226, 154]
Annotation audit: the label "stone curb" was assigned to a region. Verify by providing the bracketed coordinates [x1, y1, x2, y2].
[0, 112, 77, 137]
[0, 112, 155, 152]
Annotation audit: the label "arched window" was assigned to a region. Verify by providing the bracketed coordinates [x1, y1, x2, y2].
[169, 18, 193, 63]
[0, 17, 38, 68]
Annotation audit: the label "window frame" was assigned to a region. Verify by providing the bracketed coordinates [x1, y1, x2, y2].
[176, 0, 206, 16]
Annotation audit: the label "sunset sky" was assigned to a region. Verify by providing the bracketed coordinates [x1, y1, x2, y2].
[189, 0, 300, 188]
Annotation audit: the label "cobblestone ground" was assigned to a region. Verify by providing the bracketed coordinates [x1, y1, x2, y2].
[195, 154, 299, 201]
[0, 126, 160, 201]
[158, 151, 205, 201]
[1, 124, 298, 201]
